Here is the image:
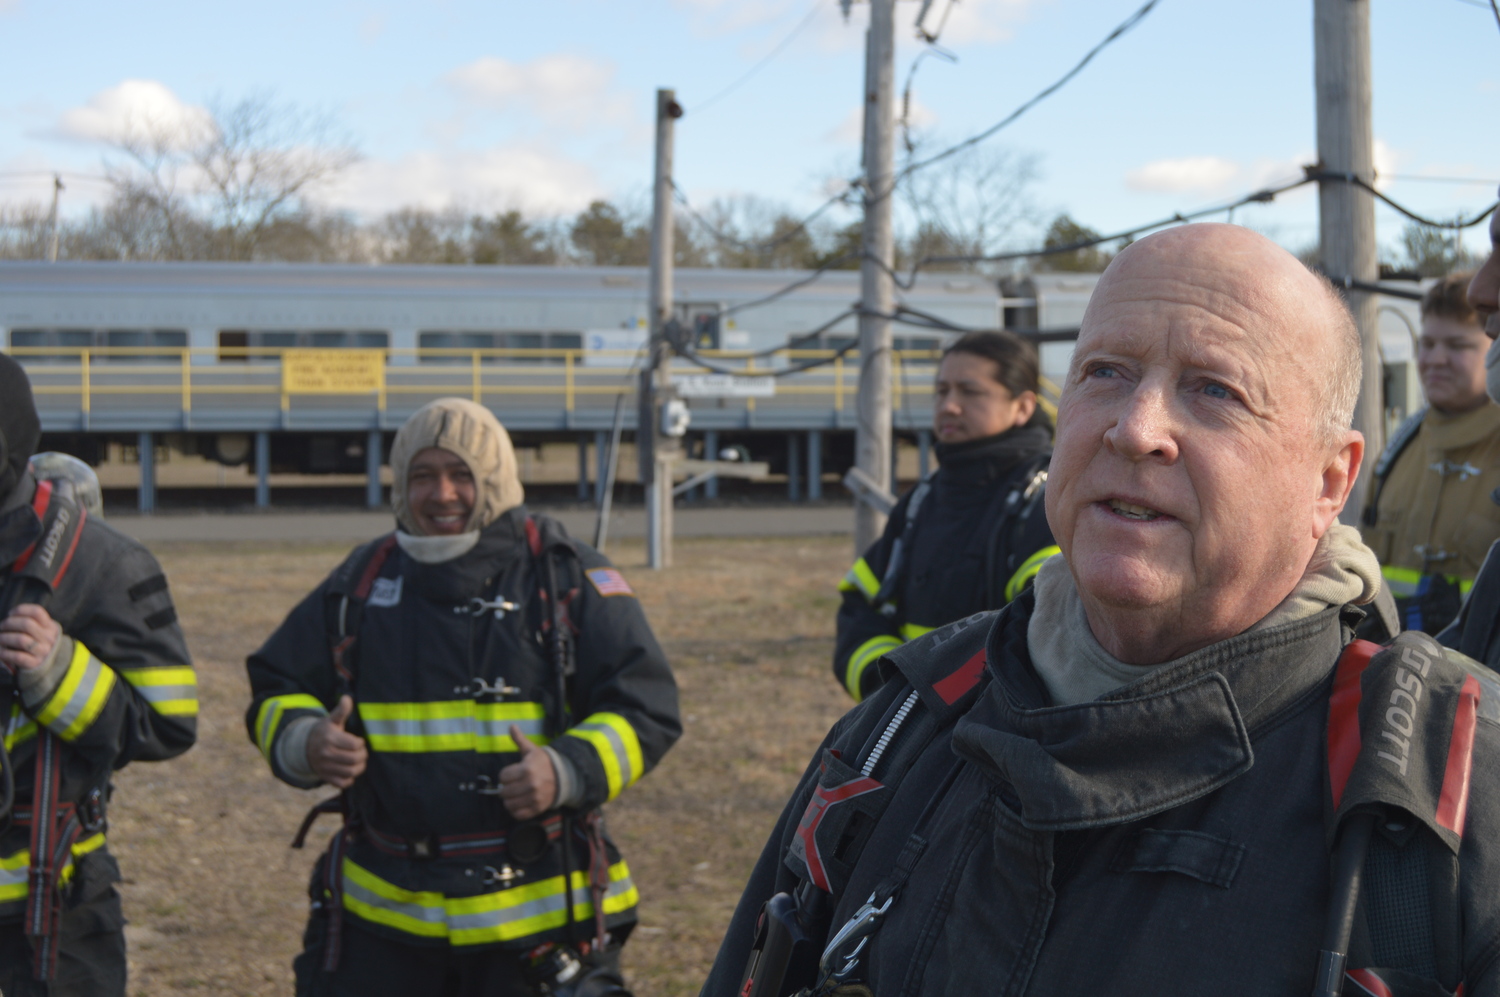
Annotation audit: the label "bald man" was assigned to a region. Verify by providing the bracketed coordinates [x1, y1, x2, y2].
[702, 225, 1500, 997]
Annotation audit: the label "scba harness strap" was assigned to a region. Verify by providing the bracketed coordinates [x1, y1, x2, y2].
[749, 631, 1487, 997]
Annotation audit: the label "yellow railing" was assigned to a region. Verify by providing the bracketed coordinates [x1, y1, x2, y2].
[10, 345, 945, 417]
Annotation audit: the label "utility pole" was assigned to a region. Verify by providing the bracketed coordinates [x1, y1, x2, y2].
[854, 0, 897, 554]
[46, 175, 63, 263]
[1314, 0, 1381, 523]
[642, 88, 683, 569]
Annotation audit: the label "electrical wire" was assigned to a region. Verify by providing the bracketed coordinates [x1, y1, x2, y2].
[718, 251, 862, 316]
[672, 307, 861, 377]
[896, 0, 1162, 182]
[688, 1, 825, 115]
[672, 180, 857, 257]
[1490, 0, 1500, 33]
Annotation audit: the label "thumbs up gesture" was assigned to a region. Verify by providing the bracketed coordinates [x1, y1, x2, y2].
[307, 695, 368, 788]
[499, 725, 557, 819]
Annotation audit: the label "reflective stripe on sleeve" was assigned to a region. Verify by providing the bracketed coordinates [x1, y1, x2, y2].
[120, 666, 198, 717]
[563, 712, 644, 801]
[0, 832, 106, 906]
[1005, 545, 1062, 603]
[1380, 565, 1475, 600]
[898, 623, 935, 641]
[341, 856, 637, 947]
[3, 704, 36, 753]
[844, 634, 902, 702]
[838, 557, 882, 602]
[359, 701, 550, 753]
[34, 642, 116, 741]
[254, 694, 326, 762]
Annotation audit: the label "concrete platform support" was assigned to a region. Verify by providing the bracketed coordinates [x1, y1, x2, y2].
[366, 429, 383, 509]
[703, 431, 719, 499]
[255, 432, 271, 509]
[594, 431, 608, 506]
[787, 433, 801, 502]
[577, 435, 591, 502]
[807, 430, 823, 501]
[137, 432, 155, 514]
[918, 430, 931, 479]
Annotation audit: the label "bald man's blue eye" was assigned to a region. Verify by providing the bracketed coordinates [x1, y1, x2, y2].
[1204, 383, 1231, 399]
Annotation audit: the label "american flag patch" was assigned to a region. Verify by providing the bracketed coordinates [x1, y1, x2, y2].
[586, 568, 635, 597]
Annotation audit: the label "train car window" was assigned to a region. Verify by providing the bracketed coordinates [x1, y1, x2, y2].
[103, 329, 188, 363]
[10, 329, 92, 363]
[307, 331, 346, 348]
[353, 331, 389, 349]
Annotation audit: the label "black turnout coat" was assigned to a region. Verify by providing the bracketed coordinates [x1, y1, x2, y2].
[706, 591, 1500, 997]
[245, 507, 680, 951]
[833, 425, 1054, 701]
[0, 472, 196, 923]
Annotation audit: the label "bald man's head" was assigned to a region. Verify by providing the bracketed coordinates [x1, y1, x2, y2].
[1046, 223, 1367, 664]
[1083, 224, 1361, 445]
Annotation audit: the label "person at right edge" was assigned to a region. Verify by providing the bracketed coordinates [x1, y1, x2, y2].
[1361, 271, 1500, 632]
[833, 331, 1056, 701]
[245, 398, 680, 997]
[1441, 196, 1500, 667]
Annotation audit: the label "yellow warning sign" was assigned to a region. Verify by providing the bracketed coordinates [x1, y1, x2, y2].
[282, 350, 385, 394]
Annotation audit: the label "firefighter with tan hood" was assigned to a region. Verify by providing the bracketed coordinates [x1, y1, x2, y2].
[246, 399, 680, 996]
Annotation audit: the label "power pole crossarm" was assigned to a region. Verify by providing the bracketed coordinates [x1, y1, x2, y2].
[855, 0, 897, 554]
[1314, 0, 1382, 521]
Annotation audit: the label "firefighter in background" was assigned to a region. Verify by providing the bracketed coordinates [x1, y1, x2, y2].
[246, 398, 680, 997]
[1360, 272, 1500, 632]
[0, 355, 196, 996]
[833, 331, 1056, 701]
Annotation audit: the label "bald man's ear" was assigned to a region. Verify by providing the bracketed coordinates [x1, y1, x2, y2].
[1313, 431, 1364, 539]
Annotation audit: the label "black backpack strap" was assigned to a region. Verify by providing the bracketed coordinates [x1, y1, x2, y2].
[324, 533, 398, 695]
[872, 472, 937, 614]
[1362, 409, 1425, 528]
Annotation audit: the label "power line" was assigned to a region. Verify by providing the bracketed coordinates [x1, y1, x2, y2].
[687, 1, 825, 115]
[671, 179, 857, 257]
[896, 0, 1162, 182]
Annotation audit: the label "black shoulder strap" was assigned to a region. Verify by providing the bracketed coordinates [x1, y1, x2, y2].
[325, 533, 398, 691]
[872, 473, 937, 612]
[1362, 409, 1426, 528]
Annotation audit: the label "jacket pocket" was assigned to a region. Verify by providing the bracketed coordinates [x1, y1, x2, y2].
[1108, 828, 1244, 889]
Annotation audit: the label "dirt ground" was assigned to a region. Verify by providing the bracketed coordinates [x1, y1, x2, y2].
[106, 534, 854, 996]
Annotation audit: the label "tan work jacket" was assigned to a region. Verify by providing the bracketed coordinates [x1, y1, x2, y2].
[1361, 401, 1500, 580]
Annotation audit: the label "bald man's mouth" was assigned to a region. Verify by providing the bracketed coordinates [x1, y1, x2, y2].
[1106, 499, 1165, 522]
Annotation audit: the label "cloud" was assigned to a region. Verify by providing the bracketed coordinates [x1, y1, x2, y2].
[445, 54, 629, 131]
[1125, 156, 1240, 194]
[54, 79, 212, 147]
[321, 145, 606, 217]
[936, 0, 1039, 46]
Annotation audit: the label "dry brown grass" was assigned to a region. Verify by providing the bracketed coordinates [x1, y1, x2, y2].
[107, 534, 853, 996]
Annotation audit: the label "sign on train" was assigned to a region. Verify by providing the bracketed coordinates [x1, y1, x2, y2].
[584, 329, 648, 367]
[674, 374, 776, 398]
[282, 349, 386, 394]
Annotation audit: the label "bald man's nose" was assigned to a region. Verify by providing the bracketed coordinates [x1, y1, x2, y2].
[1104, 386, 1179, 462]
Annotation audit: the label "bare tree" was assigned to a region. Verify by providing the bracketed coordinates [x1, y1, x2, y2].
[103, 93, 359, 261]
[897, 141, 1041, 267]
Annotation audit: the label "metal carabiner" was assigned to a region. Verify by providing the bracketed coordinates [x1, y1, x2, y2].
[817, 892, 893, 985]
[458, 774, 506, 796]
[455, 676, 522, 699]
[466, 596, 520, 619]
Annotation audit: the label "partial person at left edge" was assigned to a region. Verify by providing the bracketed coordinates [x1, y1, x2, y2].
[0, 354, 198, 997]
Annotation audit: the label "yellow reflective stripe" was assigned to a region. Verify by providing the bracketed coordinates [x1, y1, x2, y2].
[359, 701, 550, 753]
[3, 703, 35, 753]
[254, 694, 326, 761]
[839, 558, 882, 601]
[898, 623, 935, 641]
[0, 832, 108, 904]
[120, 666, 199, 718]
[34, 642, 116, 741]
[1380, 565, 1474, 599]
[564, 712, 644, 801]
[1005, 545, 1062, 602]
[844, 634, 902, 702]
[341, 856, 636, 946]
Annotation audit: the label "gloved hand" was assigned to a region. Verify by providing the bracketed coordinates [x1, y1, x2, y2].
[500, 726, 557, 819]
[307, 695, 368, 788]
[0, 604, 61, 673]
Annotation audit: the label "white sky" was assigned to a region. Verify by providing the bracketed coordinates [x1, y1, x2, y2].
[0, 0, 1496, 259]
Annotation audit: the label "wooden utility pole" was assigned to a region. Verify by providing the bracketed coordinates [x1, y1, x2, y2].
[855, 0, 897, 554]
[642, 88, 682, 568]
[47, 175, 63, 263]
[1314, 0, 1382, 521]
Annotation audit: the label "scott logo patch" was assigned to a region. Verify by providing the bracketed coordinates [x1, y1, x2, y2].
[367, 576, 402, 608]
[587, 568, 634, 597]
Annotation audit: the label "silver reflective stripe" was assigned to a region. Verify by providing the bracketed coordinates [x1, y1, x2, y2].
[571, 719, 634, 788]
[361, 716, 548, 740]
[132, 683, 195, 705]
[341, 876, 447, 928]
